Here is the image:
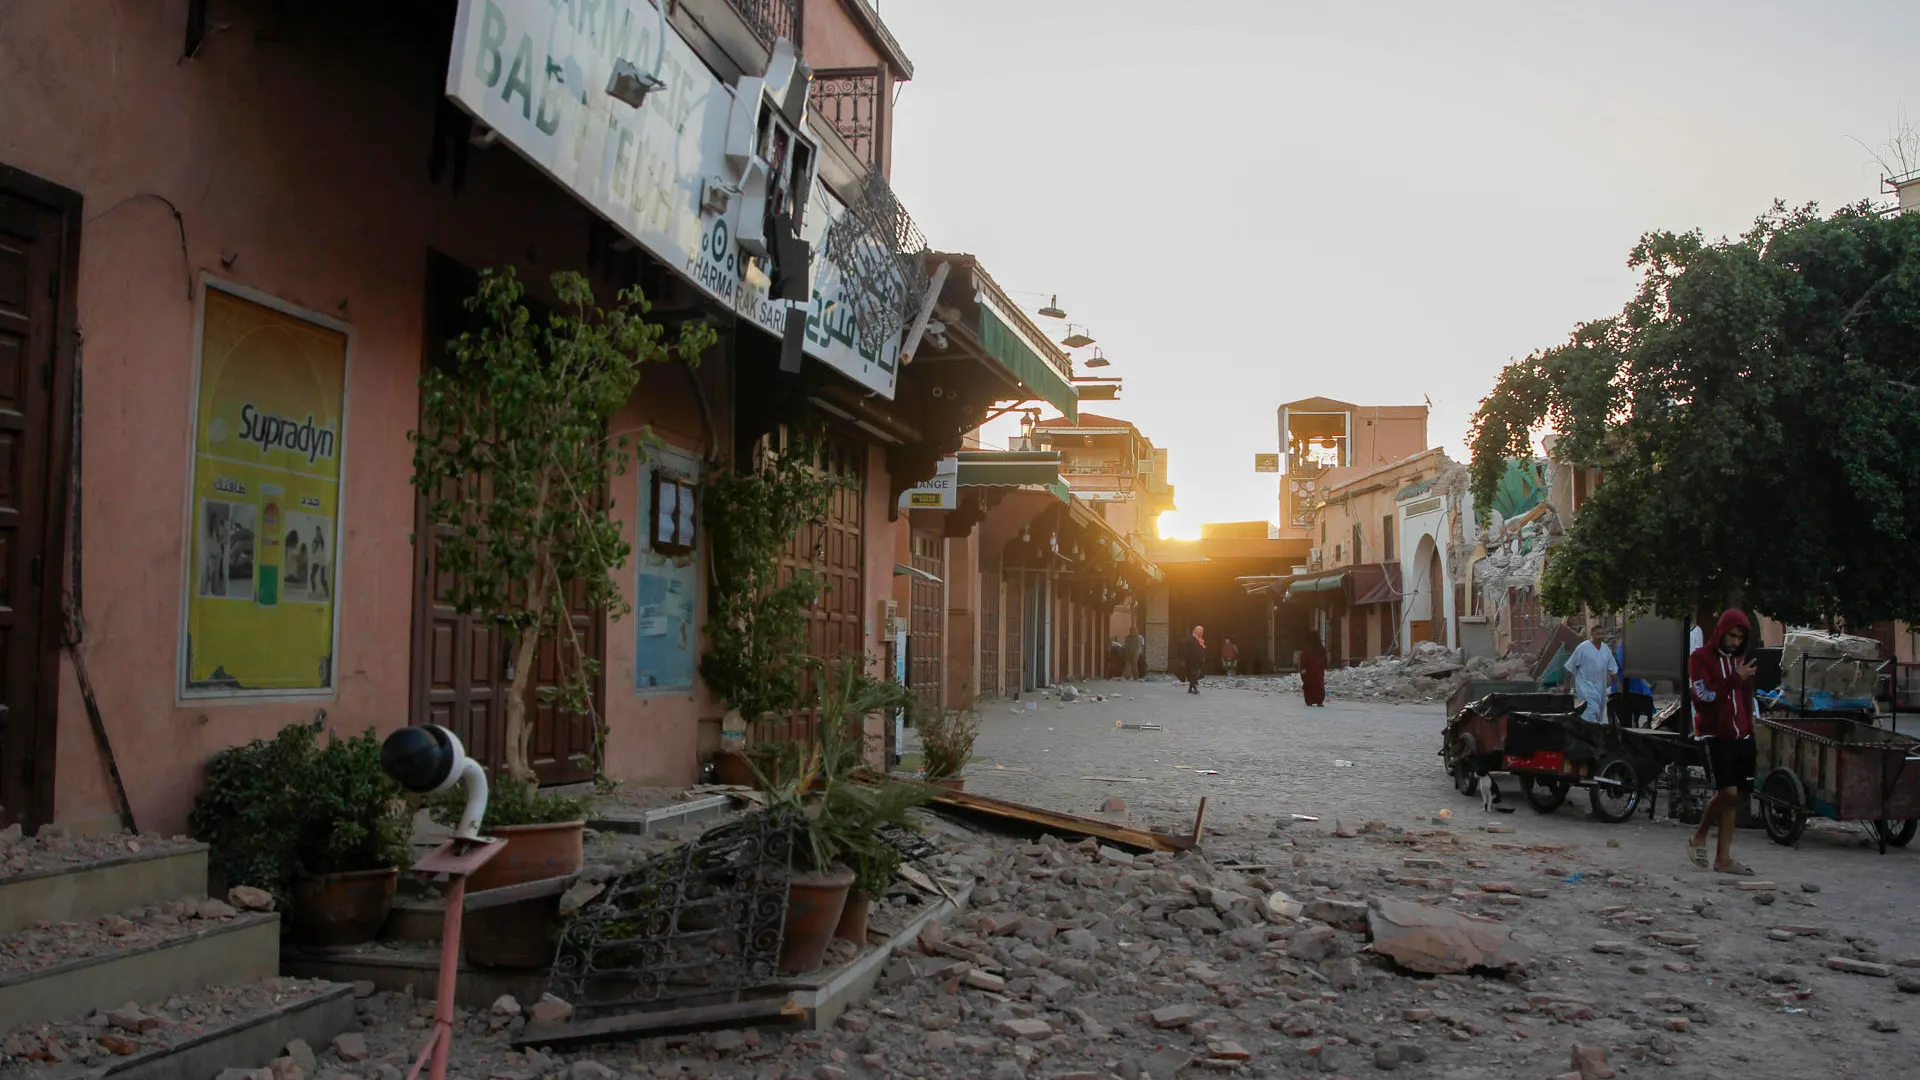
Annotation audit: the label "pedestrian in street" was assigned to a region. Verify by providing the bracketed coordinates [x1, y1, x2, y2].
[1221, 637, 1240, 677]
[1566, 622, 1621, 724]
[1688, 609, 1759, 876]
[1300, 635, 1328, 707]
[1184, 624, 1207, 694]
[1123, 628, 1144, 680]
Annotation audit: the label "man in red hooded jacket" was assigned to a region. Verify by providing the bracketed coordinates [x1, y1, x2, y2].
[1688, 610, 1759, 875]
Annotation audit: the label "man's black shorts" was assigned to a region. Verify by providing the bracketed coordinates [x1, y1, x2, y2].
[1703, 736, 1757, 794]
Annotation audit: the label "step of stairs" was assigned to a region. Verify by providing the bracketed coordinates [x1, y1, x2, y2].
[0, 843, 208, 936]
[1, 976, 354, 1078]
[0, 840, 355, 1078]
[0, 907, 282, 1031]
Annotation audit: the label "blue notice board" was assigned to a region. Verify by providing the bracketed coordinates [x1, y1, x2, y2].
[634, 445, 699, 693]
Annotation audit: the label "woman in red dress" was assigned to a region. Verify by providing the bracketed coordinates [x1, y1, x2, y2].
[1301, 637, 1328, 707]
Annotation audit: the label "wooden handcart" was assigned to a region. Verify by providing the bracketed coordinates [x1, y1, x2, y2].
[1442, 692, 1672, 824]
[1755, 714, 1920, 854]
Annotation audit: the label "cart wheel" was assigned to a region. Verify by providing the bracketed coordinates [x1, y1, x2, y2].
[1874, 819, 1917, 849]
[1450, 733, 1480, 797]
[1589, 757, 1642, 824]
[1521, 776, 1569, 814]
[1760, 769, 1807, 848]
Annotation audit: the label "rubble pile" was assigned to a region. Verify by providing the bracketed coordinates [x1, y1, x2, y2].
[1222, 644, 1531, 704]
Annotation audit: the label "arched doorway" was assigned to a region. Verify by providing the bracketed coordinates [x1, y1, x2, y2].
[1407, 534, 1445, 647]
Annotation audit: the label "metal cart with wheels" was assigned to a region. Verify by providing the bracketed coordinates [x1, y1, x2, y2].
[1755, 714, 1920, 853]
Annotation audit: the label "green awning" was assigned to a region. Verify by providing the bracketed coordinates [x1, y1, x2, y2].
[978, 307, 1078, 420]
[1046, 479, 1072, 502]
[1284, 572, 1346, 600]
[956, 450, 1062, 489]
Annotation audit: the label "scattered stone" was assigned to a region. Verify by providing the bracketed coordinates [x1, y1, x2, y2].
[1801, 882, 1821, 893]
[1571, 1042, 1616, 1079]
[492, 995, 522, 1017]
[1367, 898, 1530, 975]
[285, 1038, 318, 1075]
[1264, 890, 1303, 921]
[1734, 881, 1777, 891]
[1207, 1039, 1251, 1061]
[1287, 924, 1338, 962]
[1828, 957, 1893, 977]
[1302, 897, 1369, 931]
[198, 898, 239, 920]
[529, 993, 574, 1025]
[96, 1034, 139, 1056]
[229, 885, 275, 911]
[331, 1033, 369, 1062]
[1143, 1045, 1190, 1079]
[108, 1006, 158, 1033]
[1591, 941, 1630, 955]
[1769, 929, 1796, 942]
[1896, 975, 1920, 994]
[993, 1017, 1052, 1040]
[1663, 1018, 1691, 1033]
[570, 1062, 616, 1080]
[962, 969, 1006, 992]
[1098, 846, 1135, 867]
[101, 914, 136, 936]
[1101, 797, 1127, 813]
[1150, 1004, 1198, 1029]
[1871, 1017, 1902, 1033]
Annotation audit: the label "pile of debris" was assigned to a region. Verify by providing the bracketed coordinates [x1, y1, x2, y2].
[1223, 645, 1532, 704]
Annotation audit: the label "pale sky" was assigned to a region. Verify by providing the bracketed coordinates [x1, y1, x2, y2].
[878, 0, 1917, 536]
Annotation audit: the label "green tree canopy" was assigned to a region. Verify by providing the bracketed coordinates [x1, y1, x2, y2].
[1469, 202, 1920, 624]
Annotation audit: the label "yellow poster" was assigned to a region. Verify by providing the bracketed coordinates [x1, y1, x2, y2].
[182, 285, 348, 697]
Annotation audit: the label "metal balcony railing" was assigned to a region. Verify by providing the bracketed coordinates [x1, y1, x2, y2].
[726, 0, 802, 53]
[809, 68, 883, 169]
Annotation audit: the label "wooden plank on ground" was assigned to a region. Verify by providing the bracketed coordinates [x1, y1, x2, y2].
[512, 996, 807, 1049]
[926, 789, 1189, 853]
[462, 873, 579, 913]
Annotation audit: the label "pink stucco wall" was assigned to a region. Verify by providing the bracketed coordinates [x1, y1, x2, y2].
[0, 2, 717, 833]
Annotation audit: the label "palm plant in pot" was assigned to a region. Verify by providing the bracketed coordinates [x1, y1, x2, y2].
[190, 722, 411, 947]
[409, 267, 709, 966]
[765, 665, 929, 973]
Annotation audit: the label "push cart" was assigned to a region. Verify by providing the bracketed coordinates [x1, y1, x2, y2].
[1443, 692, 1670, 824]
[1754, 713, 1920, 853]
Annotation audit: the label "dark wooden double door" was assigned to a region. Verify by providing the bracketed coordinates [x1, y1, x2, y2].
[408, 255, 598, 783]
[0, 168, 75, 831]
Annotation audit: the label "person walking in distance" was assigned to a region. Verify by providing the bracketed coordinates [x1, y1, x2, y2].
[1301, 634, 1329, 707]
[1688, 610, 1760, 875]
[1566, 622, 1621, 724]
[1123, 627, 1144, 681]
[1184, 625, 1207, 694]
[1221, 637, 1240, 677]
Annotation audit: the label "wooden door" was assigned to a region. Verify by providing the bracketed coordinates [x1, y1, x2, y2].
[771, 432, 865, 743]
[410, 254, 598, 783]
[908, 530, 944, 709]
[979, 559, 999, 699]
[1003, 570, 1023, 696]
[0, 170, 75, 830]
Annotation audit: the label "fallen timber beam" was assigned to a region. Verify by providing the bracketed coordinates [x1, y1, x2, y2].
[513, 996, 807, 1050]
[923, 788, 1205, 853]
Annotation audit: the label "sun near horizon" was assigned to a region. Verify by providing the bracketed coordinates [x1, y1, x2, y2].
[1157, 511, 1201, 541]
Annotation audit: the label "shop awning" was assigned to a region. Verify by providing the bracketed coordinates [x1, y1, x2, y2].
[1285, 573, 1346, 599]
[1348, 562, 1403, 606]
[978, 306, 1079, 420]
[955, 450, 1062, 489]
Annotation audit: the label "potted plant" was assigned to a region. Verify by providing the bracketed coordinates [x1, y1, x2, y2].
[700, 439, 850, 784]
[762, 666, 928, 972]
[190, 722, 410, 947]
[427, 775, 590, 968]
[286, 729, 413, 946]
[918, 705, 980, 791]
[409, 268, 707, 968]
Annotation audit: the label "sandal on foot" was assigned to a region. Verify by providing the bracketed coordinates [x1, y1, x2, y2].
[1713, 860, 1755, 876]
[1687, 841, 1709, 869]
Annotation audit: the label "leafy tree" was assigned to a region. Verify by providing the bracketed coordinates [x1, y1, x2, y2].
[1470, 202, 1920, 625]
[411, 268, 714, 787]
[699, 439, 849, 725]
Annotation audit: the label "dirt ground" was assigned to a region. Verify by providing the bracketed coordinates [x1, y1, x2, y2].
[83, 678, 1913, 1080]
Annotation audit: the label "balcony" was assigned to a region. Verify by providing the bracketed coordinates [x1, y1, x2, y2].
[1063, 460, 1125, 476]
[809, 68, 883, 170]
[726, 0, 802, 53]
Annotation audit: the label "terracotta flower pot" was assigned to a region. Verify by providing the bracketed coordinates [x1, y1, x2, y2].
[930, 776, 964, 793]
[288, 867, 398, 947]
[462, 820, 585, 970]
[712, 749, 757, 788]
[779, 866, 854, 975]
[834, 891, 871, 946]
[465, 820, 586, 894]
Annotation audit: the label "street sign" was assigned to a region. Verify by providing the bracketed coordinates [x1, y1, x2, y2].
[1254, 454, 1280, 473]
